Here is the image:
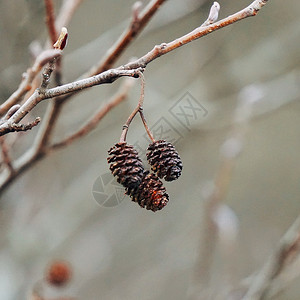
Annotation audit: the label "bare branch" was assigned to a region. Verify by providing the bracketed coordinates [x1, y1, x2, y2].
[242, 215, 300, 300]
[0, 117, 41, 136]
[40, 28, 68, 90]
[124, 0, 269, 70]
[86, 0, 167, 77]
[0, 68, 141, 136]
[29, 0, 93, 153]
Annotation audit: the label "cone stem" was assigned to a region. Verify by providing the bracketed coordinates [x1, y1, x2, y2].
[120, 71, 155, 143]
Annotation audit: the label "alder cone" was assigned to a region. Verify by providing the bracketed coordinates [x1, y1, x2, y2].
[107, 143, 144, 190]
[128, 171, 169, 212]
[46, 261, 71, 287]
[147, 140, 182, 181]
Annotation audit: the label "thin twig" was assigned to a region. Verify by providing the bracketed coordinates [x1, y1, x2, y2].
[120, 71, 145, 143]
[0, 137, 14, 174]
[0, 31, 67, 137]
[124, 0, 269, 70]
[0, 118, 41, 136]
[139, 108, 155, 143]
[25, 0, 82, 98]
[87, 0, 167, 77]
[241, 215, 300, 300]
[40, 28, 68, 93]
[0, 49, 62, 116]
[44, 0, 58, 45]
[0, 68, 141, 136]
[50, 77, 135, 150]
[137, 73, 155, 143]
[32, 0, 85, 152]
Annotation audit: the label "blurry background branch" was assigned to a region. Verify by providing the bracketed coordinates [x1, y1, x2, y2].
[189, 85, 263, 299]
[241, 214, 300, 300]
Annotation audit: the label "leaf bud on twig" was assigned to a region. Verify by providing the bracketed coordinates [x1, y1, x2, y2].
[53, 27, 68, 50]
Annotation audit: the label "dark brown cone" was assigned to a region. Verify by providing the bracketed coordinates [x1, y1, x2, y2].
[128, 171, 169, 212]
[147, 140, 182, 181]
[107, 143, 144, 190]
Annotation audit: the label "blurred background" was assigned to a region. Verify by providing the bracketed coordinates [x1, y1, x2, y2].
[0, 0, 300, 299]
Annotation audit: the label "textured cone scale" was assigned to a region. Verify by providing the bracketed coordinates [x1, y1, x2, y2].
[128, 171, 169, 212]
[107, 143, 144, 190]
[147, 140, 182, 181]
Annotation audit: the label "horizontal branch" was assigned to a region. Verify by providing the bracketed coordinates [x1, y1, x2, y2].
[0, 68, 142, 135]
[0, 118, 41, 136]
[124, 0, 269, 70]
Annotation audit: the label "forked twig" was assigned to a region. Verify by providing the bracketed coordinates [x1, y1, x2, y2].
[120, 71, 146, 143]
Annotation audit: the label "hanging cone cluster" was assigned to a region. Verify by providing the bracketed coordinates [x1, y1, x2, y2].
[107, 143, 144, 190]
[128, 171, 169, 212]
[147, 140, 183, 181]
[107, 139, 182, 212]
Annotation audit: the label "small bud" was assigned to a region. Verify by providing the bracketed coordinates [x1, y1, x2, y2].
[53, 27, 68, 50]
[132, 1, 143, 22]
[208, 2, 220, 24]
[46, 261, 72, 287]
[202, 1, 220, 26]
